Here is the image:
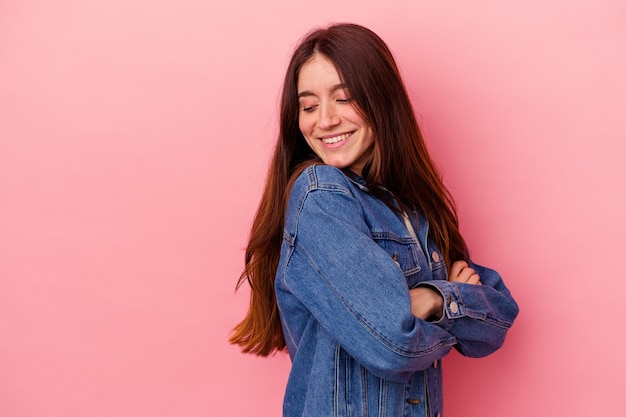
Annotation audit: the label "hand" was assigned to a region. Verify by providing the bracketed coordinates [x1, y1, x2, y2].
[409, 287, 444, 321]
[448, 261, 482, 285]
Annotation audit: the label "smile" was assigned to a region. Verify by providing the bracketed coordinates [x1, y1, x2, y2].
[321, 132, 353, 144]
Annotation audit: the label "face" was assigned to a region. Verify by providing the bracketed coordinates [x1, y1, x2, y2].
[297, 54, 375, 176]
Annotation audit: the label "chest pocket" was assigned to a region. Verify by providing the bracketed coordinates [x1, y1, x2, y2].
[372, 231, 424, 287]
[429, 251, 447, 281]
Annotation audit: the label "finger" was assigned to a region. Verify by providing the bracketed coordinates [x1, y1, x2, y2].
[449, 260, 468, 281]
[457, 267, 476, 283]
[466, 273, 481, 285]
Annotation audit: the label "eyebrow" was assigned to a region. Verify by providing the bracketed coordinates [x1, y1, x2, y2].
[298, 83, 348, 98]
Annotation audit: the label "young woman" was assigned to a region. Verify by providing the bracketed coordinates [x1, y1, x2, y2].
[231, 23, 519, 417]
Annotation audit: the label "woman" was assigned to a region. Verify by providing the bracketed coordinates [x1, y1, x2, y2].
[231, 23, 519, 417]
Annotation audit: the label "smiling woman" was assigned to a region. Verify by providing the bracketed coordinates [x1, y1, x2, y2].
[297, 55, 375, 175]
[230, 23, 519, 417]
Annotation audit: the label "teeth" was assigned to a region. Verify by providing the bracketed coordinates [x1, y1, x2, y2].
[322, 132, 351, 144]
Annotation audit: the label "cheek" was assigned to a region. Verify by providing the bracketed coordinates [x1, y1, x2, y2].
[298, 115, 311, 135]
[344, 105, 364, 121]
[298, 118, 314, 146]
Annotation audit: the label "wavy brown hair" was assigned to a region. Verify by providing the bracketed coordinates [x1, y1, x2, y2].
[230, 23, 468, 356]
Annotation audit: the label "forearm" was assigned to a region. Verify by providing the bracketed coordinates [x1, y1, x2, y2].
[416, 265, 519, 357]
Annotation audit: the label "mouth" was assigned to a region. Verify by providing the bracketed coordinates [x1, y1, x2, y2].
[320, 132, 354, 144]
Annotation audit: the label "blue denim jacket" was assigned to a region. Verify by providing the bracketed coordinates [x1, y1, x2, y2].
[275, 165, 519, 417]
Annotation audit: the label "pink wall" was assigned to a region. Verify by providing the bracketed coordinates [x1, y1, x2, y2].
[1, 1, 625, 416]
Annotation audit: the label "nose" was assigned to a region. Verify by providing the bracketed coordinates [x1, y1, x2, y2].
[318, 103, 340, 130]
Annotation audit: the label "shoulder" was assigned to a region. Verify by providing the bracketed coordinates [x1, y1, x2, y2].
[291, 164, 355, 197]
[284, 165, 370, 238]
[285, 165, 359, 226]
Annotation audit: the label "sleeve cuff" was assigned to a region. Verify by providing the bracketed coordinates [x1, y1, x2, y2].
[416, 280, 464, 331]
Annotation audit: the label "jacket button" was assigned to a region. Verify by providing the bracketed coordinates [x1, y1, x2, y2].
[406, 398, 421, 405]
[393, 253, 400, 267]
[431, 251, 440, 262]
[449, 301, 459, 314]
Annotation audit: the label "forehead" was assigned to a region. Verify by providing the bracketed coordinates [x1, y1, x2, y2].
[297, 54, 343, 92]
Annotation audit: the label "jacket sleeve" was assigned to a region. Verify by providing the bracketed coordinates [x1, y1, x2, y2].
[417, 262, 519, 357]
[279, 169, 456, 383]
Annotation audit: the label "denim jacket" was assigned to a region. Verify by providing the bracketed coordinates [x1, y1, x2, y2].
[275, 165, 519, 417]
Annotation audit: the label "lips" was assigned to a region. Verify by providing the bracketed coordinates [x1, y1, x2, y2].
[320, 132, 353, 144]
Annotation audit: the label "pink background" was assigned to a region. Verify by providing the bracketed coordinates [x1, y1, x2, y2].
[1, 1, 625, 416]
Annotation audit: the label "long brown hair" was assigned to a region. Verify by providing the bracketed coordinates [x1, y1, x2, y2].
[230, 23, 468, 356]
